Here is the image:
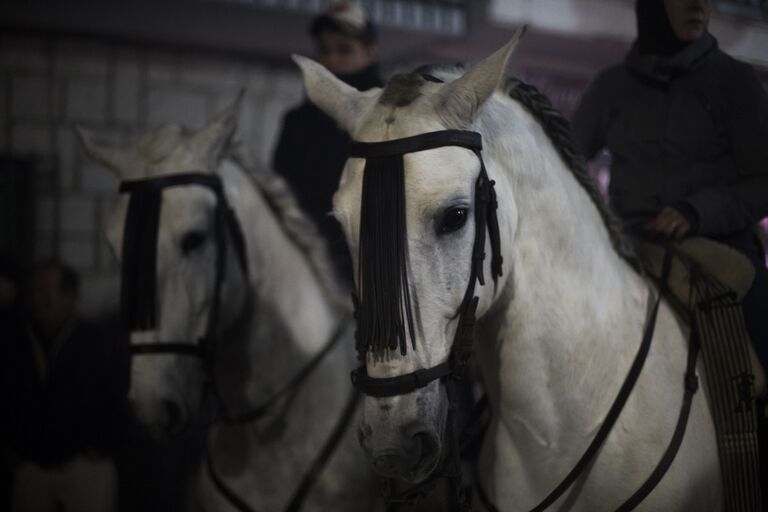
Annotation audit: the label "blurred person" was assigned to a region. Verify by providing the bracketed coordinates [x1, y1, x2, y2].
[3, 261, 129, 512]
[272, 0, 383, 287]
[571, 0, 768, 372]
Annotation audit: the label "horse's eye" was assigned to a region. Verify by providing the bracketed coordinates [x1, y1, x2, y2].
[181, 230, 207, 255]
[437, 207, 469, 235]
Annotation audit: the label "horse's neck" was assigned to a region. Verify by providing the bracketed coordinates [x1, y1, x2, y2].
[219, 160, 343, 409]
[477, 98, 651, 441]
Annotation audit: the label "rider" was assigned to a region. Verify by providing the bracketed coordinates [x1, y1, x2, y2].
[571, 0, 768, 374]
[272, 0, 383, 288]
[3, 261, 130, 512]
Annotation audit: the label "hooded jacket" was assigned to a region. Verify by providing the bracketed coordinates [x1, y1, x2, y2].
[272, 63, 382, 285]
[572, 27, 768, 259]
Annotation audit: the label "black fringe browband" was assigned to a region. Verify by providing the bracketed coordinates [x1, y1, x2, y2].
[349, 130, 484, 358]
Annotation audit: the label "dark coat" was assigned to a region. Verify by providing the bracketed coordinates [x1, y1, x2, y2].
[571, 33, 768, 259]
[272, 64, 383, 286]
[2, 317, 130, 467]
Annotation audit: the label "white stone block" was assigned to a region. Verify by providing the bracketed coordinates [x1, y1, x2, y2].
[11, 121, 52, 156]
[34, 232, 57, 260]
[55, 40, 109, 79]
[59, 196, 96, 232]
[56, 125, 79, 191]
[244, 65, 270, 97]
[267, 69, 303, 102]
[80, 159, 119, 194]
[179, 54, 246, 90]
[66, 78, 108, 123]
[35, 196, 56, 233]
[147, 51, 178, 85]
[147, 88, 208, 128]
[11, 73, 50, 119]
[0, 36, 49, 73]
[113, 52, 141, 124]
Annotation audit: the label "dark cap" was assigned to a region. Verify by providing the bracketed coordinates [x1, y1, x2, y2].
[310, 1, 377, 45]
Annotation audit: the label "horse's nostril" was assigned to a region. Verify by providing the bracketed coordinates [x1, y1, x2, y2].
[162, 399, 186, 434]
[373, 451, 410, 476]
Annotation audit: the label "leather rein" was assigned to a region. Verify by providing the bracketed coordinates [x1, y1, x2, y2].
[118, 172, 358, 512]
[346, 129, 701, 512]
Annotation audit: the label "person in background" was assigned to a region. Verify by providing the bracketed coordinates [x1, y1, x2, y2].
[273, 0, 383, 288]
[571, 0, 768, 372]
[3, 261, 129, 512]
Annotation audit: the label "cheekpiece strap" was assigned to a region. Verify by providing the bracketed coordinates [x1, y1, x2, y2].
[348, 130, 481, 159]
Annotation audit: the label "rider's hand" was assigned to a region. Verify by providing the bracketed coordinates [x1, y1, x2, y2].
[644, 206, 691, 240]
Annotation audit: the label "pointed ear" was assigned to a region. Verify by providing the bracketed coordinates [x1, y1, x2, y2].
[437, 26, 527, 127]
[74, 125, 136, 178]
[190, 89, 244, 167]
[293, 55, 378, 134]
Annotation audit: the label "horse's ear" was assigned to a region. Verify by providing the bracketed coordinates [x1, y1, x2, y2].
[293, 55, 378, 134]
[191, 89, 243, 168]
[75, 125, 135, 178]
[437, 26, 527, 127]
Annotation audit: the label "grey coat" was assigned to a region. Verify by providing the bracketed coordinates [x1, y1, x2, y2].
[571, 33, 768, 257]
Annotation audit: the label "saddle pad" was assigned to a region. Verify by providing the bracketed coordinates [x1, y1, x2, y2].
[636, 238, 765, 397]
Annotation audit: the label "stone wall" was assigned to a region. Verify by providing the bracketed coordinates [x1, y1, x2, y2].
[1, 33, 304, 317]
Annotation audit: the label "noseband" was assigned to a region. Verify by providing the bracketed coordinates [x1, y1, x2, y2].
[347, 129, 503, 510]
[118, 172, 248, 361]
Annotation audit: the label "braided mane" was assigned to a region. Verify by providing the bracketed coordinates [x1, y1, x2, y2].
[416, 65, 639, 268]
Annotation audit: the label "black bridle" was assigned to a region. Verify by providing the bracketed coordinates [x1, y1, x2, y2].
[119, 172, 248, 362]
[346, 129, 701, 512]
[348, 129, 503, 511]
[118, 171, 360, 512]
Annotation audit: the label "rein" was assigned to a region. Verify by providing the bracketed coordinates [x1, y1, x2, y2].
[348, 124, 702, 511]
[348, 129, 503, 512]
[118, 171, 359, 512]
[476, 245, 702, 511]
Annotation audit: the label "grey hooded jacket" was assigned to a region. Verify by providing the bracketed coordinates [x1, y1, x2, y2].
[572, 33, 768, 258]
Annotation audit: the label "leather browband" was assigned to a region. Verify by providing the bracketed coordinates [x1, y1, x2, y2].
[348, 130, 481, 159]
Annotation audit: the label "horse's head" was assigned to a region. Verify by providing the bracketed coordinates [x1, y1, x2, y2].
[296, 33, 523, 483]
[77, 96, 249, 437]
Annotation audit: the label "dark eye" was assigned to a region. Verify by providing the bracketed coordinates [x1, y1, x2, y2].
[181, 230, 207, 255]
[437, 207, 469, 235]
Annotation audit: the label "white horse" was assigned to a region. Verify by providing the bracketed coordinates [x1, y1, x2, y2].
[77, 99, 380, 511]
[295, 36, 723, 511]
